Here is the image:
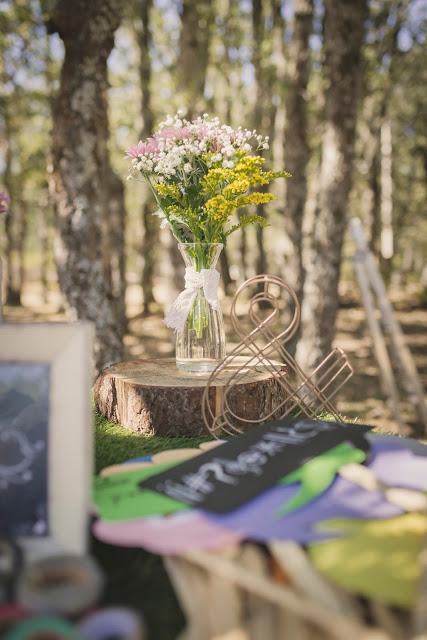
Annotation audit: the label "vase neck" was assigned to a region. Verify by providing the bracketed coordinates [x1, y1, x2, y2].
[178, 243, 223, 271]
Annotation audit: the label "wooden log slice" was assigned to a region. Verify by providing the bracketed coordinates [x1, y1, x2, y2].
[94, 358, 287, 437]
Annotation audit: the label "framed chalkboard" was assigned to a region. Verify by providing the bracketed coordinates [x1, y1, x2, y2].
[0, 323, 93, 556]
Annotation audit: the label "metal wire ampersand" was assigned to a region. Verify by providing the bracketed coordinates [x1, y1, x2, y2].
[202, 274, 353, 437]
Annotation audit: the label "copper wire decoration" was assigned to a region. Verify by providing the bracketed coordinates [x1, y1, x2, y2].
[202, 274, 354, 437]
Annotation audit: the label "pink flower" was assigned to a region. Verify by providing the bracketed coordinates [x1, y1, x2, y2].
[145, 137, 160, 154]
[158, 126, 192, 141]
[126, 137, 159, 158]
[0, 191, 9, 215]
[196, 124, 209, 138]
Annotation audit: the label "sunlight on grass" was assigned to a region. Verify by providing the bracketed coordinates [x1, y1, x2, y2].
[94, 411, 210, 474]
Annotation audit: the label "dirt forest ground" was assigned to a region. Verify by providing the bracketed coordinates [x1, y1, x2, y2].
[5, 278, 427, 436]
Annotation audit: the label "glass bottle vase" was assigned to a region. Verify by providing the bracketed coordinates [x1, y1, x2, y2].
[175, 243, 226, 373]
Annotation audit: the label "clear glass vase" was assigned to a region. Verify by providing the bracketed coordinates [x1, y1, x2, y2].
[175, 243, 226, 373]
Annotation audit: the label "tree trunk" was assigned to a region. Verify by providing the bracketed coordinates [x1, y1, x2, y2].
[176, 0, 213, 117]
[141, 201, 158, 313]
[138, 0, 158, 314]
[3, 107, 21, 306]
[38, 201, 52, 304]
[17, 199, 27, 299]
[49, 0, 124, 373]
[296, 0, 367, 372]
[252, 0, 280, 280]
[360, 1, 405, 278]
[240, 225, 248, 283]
[220, 250, 232, 295]
[106, 167, 127, 335]
[379, 117, 394, 281]
[252, 0, 267, 278]
[366, 125, 381, 254]
[282, 0, 313, 303]
[97, 61, 127, 336]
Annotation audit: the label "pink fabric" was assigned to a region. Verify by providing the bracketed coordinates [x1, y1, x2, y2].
[93, 511, 241, 555]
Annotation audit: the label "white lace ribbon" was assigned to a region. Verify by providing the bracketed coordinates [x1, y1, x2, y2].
[164, 267, 220, 331]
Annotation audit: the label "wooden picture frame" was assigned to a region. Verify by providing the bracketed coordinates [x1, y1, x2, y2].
[0, 322, 93, 557]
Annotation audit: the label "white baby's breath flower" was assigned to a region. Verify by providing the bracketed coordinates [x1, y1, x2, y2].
[223, 159, 235, 169]
[153, 209, 169, 229]
[128, 112, 274, 186]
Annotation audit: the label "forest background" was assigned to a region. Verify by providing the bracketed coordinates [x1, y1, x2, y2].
[0, 0, 426, 429]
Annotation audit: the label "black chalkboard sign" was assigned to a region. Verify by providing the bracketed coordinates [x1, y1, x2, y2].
[140, 418, 372, 513]
[0, 362, 49, 537]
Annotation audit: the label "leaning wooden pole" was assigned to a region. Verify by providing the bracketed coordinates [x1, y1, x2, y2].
[352, 244, 406, 433]
[350, 217, 427, 434]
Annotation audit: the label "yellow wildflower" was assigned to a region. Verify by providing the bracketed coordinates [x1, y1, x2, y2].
[235, 192, 275, 207]
[204, 195, 234, 224]
[223, 178, 250, 196]
[201, 167, 231, 195]
[156, 183, 181, 199]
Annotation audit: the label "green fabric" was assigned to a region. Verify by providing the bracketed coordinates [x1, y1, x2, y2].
[277, 443, 366, 516]
[5, 616, 81, 640]
[309, 513, 427, 608]
[93, 461, 188, 521]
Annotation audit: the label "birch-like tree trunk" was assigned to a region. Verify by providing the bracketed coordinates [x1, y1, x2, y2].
[296, 0, 367, 372]
[49, 0, 124, 372]
[282, 0, 313, 303]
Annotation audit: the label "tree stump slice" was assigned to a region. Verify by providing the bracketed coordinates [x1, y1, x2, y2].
[94, 358, 287, 437]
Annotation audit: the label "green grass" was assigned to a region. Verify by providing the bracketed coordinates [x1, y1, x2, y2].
[93, 412, 209, 640]
[94, 411, 210, 474]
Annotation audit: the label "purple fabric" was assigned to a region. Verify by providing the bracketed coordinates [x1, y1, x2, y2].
[203, 476, 403, 543]
[368, 439, 427, 491]
[368, 434, 427, 457]
[79, 608, 141, 640]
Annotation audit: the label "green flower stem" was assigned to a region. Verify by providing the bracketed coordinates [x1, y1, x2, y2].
[184, 243, 215, 339]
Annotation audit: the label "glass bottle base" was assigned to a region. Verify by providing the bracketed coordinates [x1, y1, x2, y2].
[176, 358, 220, 374]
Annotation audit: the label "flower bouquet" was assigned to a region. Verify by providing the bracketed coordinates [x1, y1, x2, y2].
[127, 113, 289, 372]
